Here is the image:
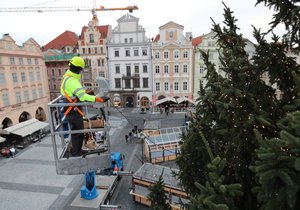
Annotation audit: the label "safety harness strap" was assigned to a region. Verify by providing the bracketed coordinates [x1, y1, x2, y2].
[62, 74, 84, 117]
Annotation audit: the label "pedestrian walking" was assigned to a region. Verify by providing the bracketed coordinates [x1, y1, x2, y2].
[128, 132, 133, 143]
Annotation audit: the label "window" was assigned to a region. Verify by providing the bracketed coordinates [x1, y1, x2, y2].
[2, 93, 10, 106]
[19, 57, 24, 65]
[169, 31, 174, 38]
[58, 69, 62, 76]
[183, 51, 188, 58]
[100, 47, 104, 54]
[134, 65, 139, 74]
[174, 65, 179, 73]
[164, 82, 169, 91]
[143, 78, 148, 88]
[133, 78, 140, 88]
[164, 51, 169, 59]
[99, 71, 105, 77]
[174, 51, 179, 59]
[125, 49, 130, 56]
[155, 52, 160, 59]
[183, 64, 188, 73]
[164, 65, 169, 74]
[15, 91, 21, 103]
[143, 65, 147, 73]
[53, 84, 57, 90]
[95, 47, 98, 54]
[199, 66, 205, 74]
[34, 58, 39, 65]
[32, 89, 37, 99]
[51, 69, 55, 76]
[174, 82, 179, 91]
[0, 56, 2, 64]
[124, 38, 128, 43]
[38, 87, 43, 97]
[130, 38, 133, 43]
[29, 72, 34, 81]
[115, 65, 120, 74]
[126, 65, 131, 76]
[101, 59, 105, 66]
[88, 48, 91, 54]
[89, 34, 94, 43]
[12, 73, 18, 83]
[0, 72, 6, 84]
[134, 49, 139, 56]
[27, 58, 32, 65]
[155, 66, 160, 74]
[183, 82, 188, 91]
[24, 90, 29, 101]
[125, 79, 130, 88]
[115, 78, 121, 88]
[82, 48, 86, 54]
[21, 72, 26, 82]
[142, 49, 147, 56]
[10, 57, 15, 65]
[209, 52, 214, 60]
[114, 50, 119, 57]
[36, 71, 41, 81]
[97, 59, 101, 66]
[155, 82, 160, 91]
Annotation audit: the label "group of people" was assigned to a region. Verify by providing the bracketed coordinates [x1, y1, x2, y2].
[125, 125, 142, 144]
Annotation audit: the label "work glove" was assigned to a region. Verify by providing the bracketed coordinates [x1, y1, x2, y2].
[85, 89, 95, 95]
[95, 96, 110, 103]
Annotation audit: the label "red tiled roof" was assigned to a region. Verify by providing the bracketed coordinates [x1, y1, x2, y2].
[43, 30, 78, 51]
[192, 36, 203, 46]
[80, 25, 109, 40]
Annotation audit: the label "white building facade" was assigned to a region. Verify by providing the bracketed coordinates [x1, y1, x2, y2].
[107, 14, 152, 108]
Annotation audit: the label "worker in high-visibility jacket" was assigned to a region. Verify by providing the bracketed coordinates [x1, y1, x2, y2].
[60, 56, 109, 156]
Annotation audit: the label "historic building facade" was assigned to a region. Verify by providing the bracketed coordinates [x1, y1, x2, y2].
[107, 13, 152, 108]
[78, 15, 112, 91]
[0, 34, 50, 127]
[151, 21, 193, 106]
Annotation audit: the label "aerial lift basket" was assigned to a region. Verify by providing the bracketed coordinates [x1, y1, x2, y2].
[47, 96, 111, 175]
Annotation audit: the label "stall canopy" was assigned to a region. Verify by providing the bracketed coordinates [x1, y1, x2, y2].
[155, 97, 177, 106]
[4, 118, 49, 137]
[176, 96, 196, 105]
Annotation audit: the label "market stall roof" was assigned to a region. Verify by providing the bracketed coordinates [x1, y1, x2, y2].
[176, 96, 196, 105]
[155, 97, 177, 106]
[133, 163, 183, 190]
[4, 118, 49, 137]
[0, 136, 5, 143]
[145, 126, 186, 146]
[143, 120, 161, 130]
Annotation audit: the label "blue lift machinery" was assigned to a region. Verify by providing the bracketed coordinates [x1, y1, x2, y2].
[47, 77, 124, 207]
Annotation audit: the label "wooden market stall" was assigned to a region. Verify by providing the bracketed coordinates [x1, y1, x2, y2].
[130, 163, 189, 209]
[143, 126, 186, 163]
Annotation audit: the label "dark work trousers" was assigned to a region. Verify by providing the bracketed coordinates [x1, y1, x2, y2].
[66, 110, 84, 156]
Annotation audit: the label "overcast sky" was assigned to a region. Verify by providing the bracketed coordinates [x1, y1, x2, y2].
[0, 0, 285, 46]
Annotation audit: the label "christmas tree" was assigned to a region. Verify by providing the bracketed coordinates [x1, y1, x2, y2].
[176, 1, 300, 209]
[147, 172, 171, 210]
[189, 157, 243, 210]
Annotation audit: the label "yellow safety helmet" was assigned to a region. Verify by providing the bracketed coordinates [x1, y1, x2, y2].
[69, 56, 85, 68]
